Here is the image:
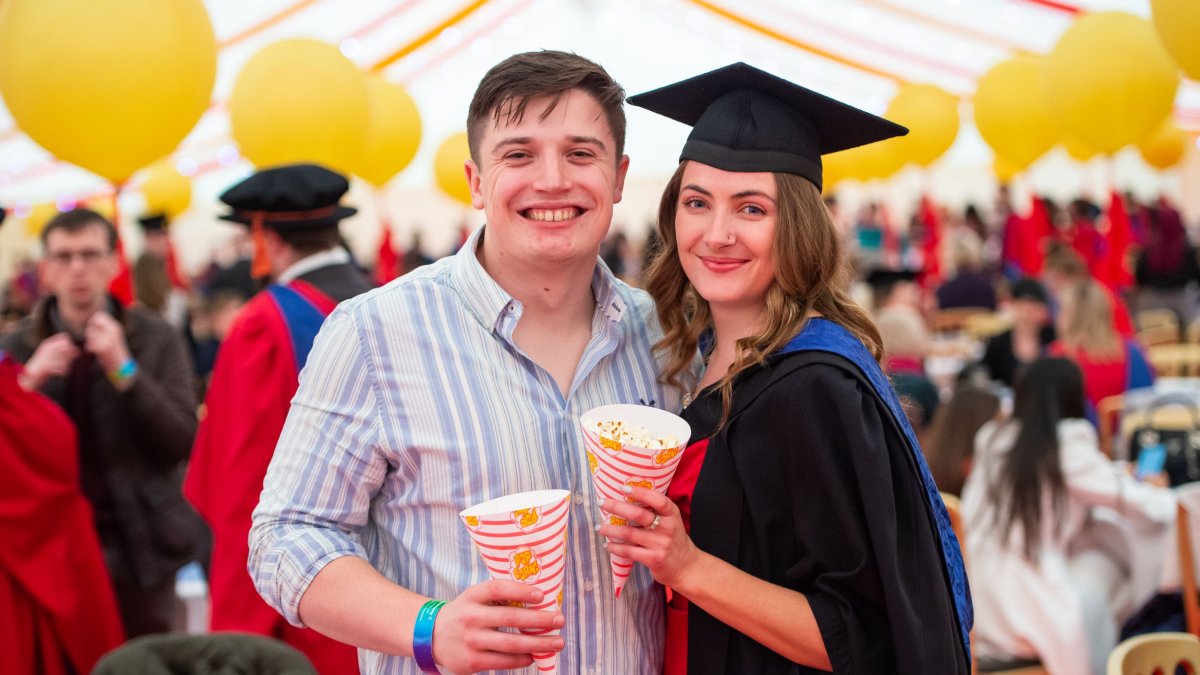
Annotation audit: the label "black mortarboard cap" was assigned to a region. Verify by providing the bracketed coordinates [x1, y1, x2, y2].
[627, 63, 908, 190]
[1009, 277, 1049, 305]
[865, 268, 918, 290]
[219, 163, 357, 231]
[138, 213, 168, 232]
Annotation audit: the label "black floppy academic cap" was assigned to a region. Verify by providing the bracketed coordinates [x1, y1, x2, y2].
[627, 63, 908, 191]
[1009, 277, 1049, 305]
[219, 163, 357, 231]
[138, 213, 168, 232]
[865, 268, 918, 290]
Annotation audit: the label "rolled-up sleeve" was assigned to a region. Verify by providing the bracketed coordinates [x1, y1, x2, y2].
[249, 303, 389, 626]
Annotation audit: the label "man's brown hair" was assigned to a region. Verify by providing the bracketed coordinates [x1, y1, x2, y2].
[41, 208, 117, 251]
[467, 50, 626, 163]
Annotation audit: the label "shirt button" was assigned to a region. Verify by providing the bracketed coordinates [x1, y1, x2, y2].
[574, 494, 584, 505]
[583, 580, 595, 592]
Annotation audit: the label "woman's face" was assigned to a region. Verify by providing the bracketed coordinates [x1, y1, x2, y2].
[674, 161, 778, 315]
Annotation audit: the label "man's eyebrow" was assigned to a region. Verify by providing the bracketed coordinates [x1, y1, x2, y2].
[568, 135, 606, 151]
[491, 136, 608, 152]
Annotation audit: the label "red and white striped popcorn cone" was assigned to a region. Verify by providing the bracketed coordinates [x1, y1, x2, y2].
[579, 404, 690, 599]
[460, 489, 571, 674]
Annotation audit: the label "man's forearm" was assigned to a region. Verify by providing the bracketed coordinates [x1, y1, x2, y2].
[298, 555, 429, 656]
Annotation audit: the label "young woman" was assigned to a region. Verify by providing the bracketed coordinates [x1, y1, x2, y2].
[961, 357, 1173, 675]
[597, 63, 971, 674]
[1050, 278, 1154, 410]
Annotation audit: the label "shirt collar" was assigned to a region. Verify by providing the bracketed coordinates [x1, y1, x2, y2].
[277, 246, 350, 285]
[451, 225, 627, 332]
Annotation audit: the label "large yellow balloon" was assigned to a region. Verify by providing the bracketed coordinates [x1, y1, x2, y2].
[993, 156, 1021, 183]
[1138, 119, 1188, 170]
[22, 204, 58, 239]
[1062, 135, 1100, 162]
[885, 83, 960, 167]
[229, 39, 369, 175]
[356, 75, 423, 188]
[139, 161, 192, 217]
[1150, 0, 1200, 80]
[435, 133, 473, 207]
[973, 56, 1059, 170]
[1044, 12, 1179, 154]
[0, 0, 216, 183]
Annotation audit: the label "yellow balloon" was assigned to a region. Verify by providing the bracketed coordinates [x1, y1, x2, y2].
[229, 39, 369, 175]
[822, 149, 853, 193]
[1138, 119, 1188, 170]
[1062, 135, 1100, 162]
[434, 133, 473, 207]
[22, 204, 58, 239]
[1151, 0, 1200, 80]
[356, 75, 423, 188]
[139, 161, 192, 217]
[885, 83, 960, 167]
[993, 156, 1021, 183]
[1044, 12, 1179, 154]
[0, 0, 216, 183]
[973, 55, 1059, 170]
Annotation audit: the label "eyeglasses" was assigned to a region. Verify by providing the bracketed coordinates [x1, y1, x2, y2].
[45, 249, 112, 266]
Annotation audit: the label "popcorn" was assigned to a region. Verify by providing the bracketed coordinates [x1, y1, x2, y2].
[588, 419, 680, 450]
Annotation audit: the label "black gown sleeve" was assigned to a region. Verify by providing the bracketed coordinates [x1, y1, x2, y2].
[731, 361, 966, 674]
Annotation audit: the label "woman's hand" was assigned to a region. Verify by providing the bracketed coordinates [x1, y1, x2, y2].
[598, 485, 703, 591]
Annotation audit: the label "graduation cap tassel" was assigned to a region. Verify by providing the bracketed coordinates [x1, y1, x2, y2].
[251, 213, 271, 279]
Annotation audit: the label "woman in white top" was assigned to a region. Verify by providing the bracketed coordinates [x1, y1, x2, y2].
[961, 356, 1175, 675]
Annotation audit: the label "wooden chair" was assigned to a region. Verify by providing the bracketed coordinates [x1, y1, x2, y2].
[931, 307, 994, 335]
[964, 312, 1011, 342]
[1187, 317, 1200, 345]
[1137, 308, 1182, 334]
[1139, 323, 1183, 348]
[1106, 632, 1200, 675]
[1097, 394, 1125, 459]
[1147, 344, 1200, 378]
[940, 492, 1049, 675]
[1177, 483, 1200, 638]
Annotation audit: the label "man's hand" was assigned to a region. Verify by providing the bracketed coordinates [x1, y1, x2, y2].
[431, 579, 565, 674]
[19, 333, 79, 391]
[84, 312, 132, 376]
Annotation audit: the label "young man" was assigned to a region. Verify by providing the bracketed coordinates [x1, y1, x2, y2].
[185, 164, 372, 674]
[249, 51, 684, 674]
[0, 209, 199, 637]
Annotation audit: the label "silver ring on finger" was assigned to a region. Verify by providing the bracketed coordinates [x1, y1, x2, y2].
[647, 514, 661, 530]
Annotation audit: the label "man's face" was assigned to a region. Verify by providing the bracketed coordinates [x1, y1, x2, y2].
[40, 224, 118, 312]
[465, 89, 629, 270]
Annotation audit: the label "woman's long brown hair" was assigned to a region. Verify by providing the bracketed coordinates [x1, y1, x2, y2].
[643, 161, 884, 427]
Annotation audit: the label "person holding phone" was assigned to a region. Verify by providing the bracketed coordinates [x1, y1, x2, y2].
[962, 357, 1174, 675]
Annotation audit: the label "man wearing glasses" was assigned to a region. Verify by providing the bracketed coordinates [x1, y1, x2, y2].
[0, 208, 201, 637]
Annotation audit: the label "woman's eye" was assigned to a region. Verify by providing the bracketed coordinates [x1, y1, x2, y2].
[743, 204, 766, 216]
[683, 198, 707, 209]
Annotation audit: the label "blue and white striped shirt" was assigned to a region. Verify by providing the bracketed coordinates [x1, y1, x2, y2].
[250, 227, 686, 675]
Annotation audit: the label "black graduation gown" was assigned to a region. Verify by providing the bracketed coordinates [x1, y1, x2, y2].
[684, 350, 969, 674]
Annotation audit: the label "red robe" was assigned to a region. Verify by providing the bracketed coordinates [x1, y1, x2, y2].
[0, 357, 124, 675]
[185, 283, 357, 675]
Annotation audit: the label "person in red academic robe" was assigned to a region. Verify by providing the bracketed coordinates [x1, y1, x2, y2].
[184, 165, 371, 675]
[0, 354, 125, 675]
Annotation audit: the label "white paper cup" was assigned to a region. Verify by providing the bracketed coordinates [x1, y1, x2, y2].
[579, 404, 690, 598]
[461, 489, 571, 674]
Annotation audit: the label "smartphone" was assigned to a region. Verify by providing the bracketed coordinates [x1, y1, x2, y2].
[1135, 443, 1168, 480]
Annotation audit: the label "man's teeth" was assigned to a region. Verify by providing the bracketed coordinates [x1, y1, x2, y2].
[525, 208, 578, 222]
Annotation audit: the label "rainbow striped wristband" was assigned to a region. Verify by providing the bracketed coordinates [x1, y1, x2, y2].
[413, 599, 446, 673]
[107, 358, 137, 386]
